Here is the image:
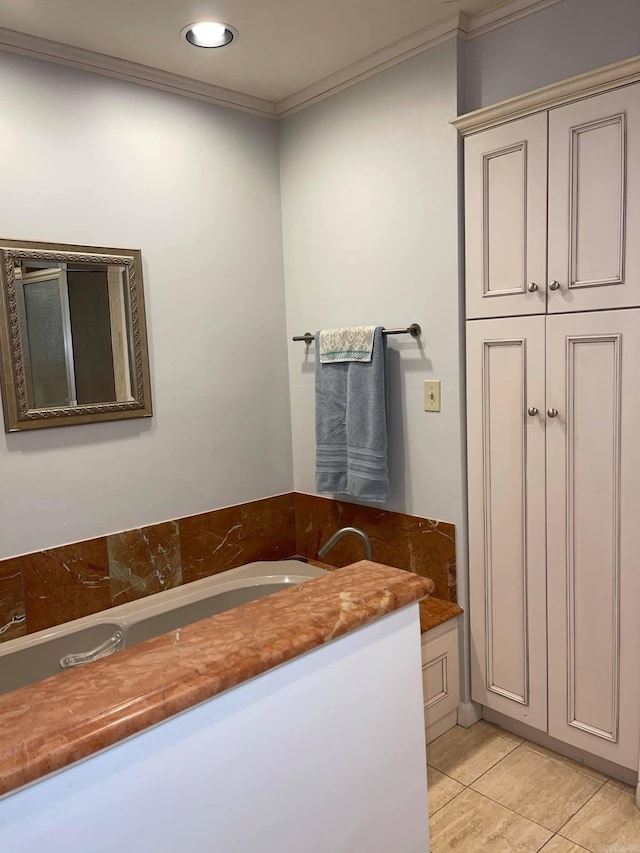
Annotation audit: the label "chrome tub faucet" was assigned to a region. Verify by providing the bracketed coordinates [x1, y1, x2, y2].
[318, 527, 373, 561]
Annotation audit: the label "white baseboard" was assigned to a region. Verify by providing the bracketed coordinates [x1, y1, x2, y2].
[482, 707, 638, 786]
[425, 709, 458, 745]
[457, 701, 482, 728]
[636, 781, 640, 809]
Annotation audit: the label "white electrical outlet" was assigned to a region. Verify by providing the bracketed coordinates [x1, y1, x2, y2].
[424, 380, 441, 412]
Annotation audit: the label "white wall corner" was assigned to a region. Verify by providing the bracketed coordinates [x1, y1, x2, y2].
[465, 0, 566, 40]
[276, 13, 464, 118]
[458, 701, 482, 728]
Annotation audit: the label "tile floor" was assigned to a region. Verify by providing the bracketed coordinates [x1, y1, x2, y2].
[427, 721, 640, 852]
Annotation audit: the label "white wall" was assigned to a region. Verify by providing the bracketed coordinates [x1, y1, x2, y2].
[466, 0, 640, 110]
[280, 41, 465, 532]
[0, 52, 293, 558]
[0, 606, 429, 853]
[4, 0, 631, 558]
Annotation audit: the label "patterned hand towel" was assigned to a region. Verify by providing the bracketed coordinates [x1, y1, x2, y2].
[315, 326, 389, 503]
[319, 326, 376, 363]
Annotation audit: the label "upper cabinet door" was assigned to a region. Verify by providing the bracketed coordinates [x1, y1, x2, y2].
[465, 114, 548, 320]
[548, 84, 640, 313]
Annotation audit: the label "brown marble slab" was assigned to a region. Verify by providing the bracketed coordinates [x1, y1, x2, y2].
[240, 493, 296, 564]
[0, 491, 455, 645]
[295, 493, 457, 601]
[0, 558, 26, 641]
[108, 521, 182, 605]
[295, 492, 342, 557]
[179, 505, 244, 583]
[21, 538, 111, 633]
[419, 598, 463, 632]
[179, 494, 296, 584]
[307, 558, 461, 633]
[0, 561, 432, 797]
[403, 515, 457, 603]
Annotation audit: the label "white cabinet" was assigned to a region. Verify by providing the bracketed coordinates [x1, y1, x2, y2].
[464, 114, 548, 320]
[548, 86, 640, 313]
[421, 620, 460, 744]
[546, 310, 640, 767]
[466, 316, 547, 732]
[465, 82, 640, 319]
[467, 310, 640, 769]
[463, 65, 640, 773]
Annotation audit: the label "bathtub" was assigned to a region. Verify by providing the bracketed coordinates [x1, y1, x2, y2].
[0, 559, 328, 695]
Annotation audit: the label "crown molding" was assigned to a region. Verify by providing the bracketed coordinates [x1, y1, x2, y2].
[276, 14, 464, 118]
[0, 26, 277, 119]
[276, 0, 569, 116]
[0, 0, 569, 120]
[452, 54, 640, 135]
[465, 0, 565, 39]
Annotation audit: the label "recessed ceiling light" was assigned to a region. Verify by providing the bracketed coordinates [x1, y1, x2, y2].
[181, 21, 238, 49]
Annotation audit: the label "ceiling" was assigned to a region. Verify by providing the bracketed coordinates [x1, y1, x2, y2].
[0, 0, 510, 104]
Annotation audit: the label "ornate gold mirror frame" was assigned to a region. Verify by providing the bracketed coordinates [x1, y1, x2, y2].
[0, 239, 152, 431]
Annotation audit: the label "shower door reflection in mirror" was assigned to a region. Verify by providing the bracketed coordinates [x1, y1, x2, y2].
[0, 241, 152, 431]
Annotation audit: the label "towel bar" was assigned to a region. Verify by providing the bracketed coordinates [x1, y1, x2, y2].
[292, 323, 421, 344]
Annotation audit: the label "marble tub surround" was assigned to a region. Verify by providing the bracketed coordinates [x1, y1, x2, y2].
[179, 504, 244, 583]
[109, 521, 182, 605]
[238, 493, 297, 566]
[22, 538, 112, 634]
[0, 490, 453, 642]
[0, 559, 26, 641]
[0, 493, 297, 641]
[295, 492, 457, 601]
[179, 494, 296, 584]
[0, 560, 433, 797]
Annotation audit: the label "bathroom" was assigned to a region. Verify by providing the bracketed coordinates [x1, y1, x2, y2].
[0, 0, 638, 849]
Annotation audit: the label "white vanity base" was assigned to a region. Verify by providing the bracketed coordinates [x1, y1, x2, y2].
[0, 604, 429, 853]
[421, 619, 461, 744]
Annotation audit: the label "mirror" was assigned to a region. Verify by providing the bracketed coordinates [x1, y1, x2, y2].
[0, 240, 152, 431]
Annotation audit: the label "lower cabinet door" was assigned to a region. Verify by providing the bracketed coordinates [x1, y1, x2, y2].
[546, 309, 640, 770]
[466, 316, 548, 731]
[422, 621, 460, 744]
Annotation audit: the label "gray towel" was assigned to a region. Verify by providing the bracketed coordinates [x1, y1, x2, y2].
[315, 326, 389, 502]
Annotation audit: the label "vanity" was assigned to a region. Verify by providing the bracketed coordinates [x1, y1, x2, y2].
[0, 561, 433, 852]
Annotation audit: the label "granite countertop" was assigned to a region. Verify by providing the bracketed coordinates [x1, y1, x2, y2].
[0, 561, 432, 798]
[307, 559, 463, 632]
[418, 597, 463, 632]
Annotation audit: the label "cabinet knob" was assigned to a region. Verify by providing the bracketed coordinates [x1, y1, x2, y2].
[527, 406, 539, 416]
[548, 280, 561, 291]
[527, 282, 539, 293]
[547, 408, 559, 418]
